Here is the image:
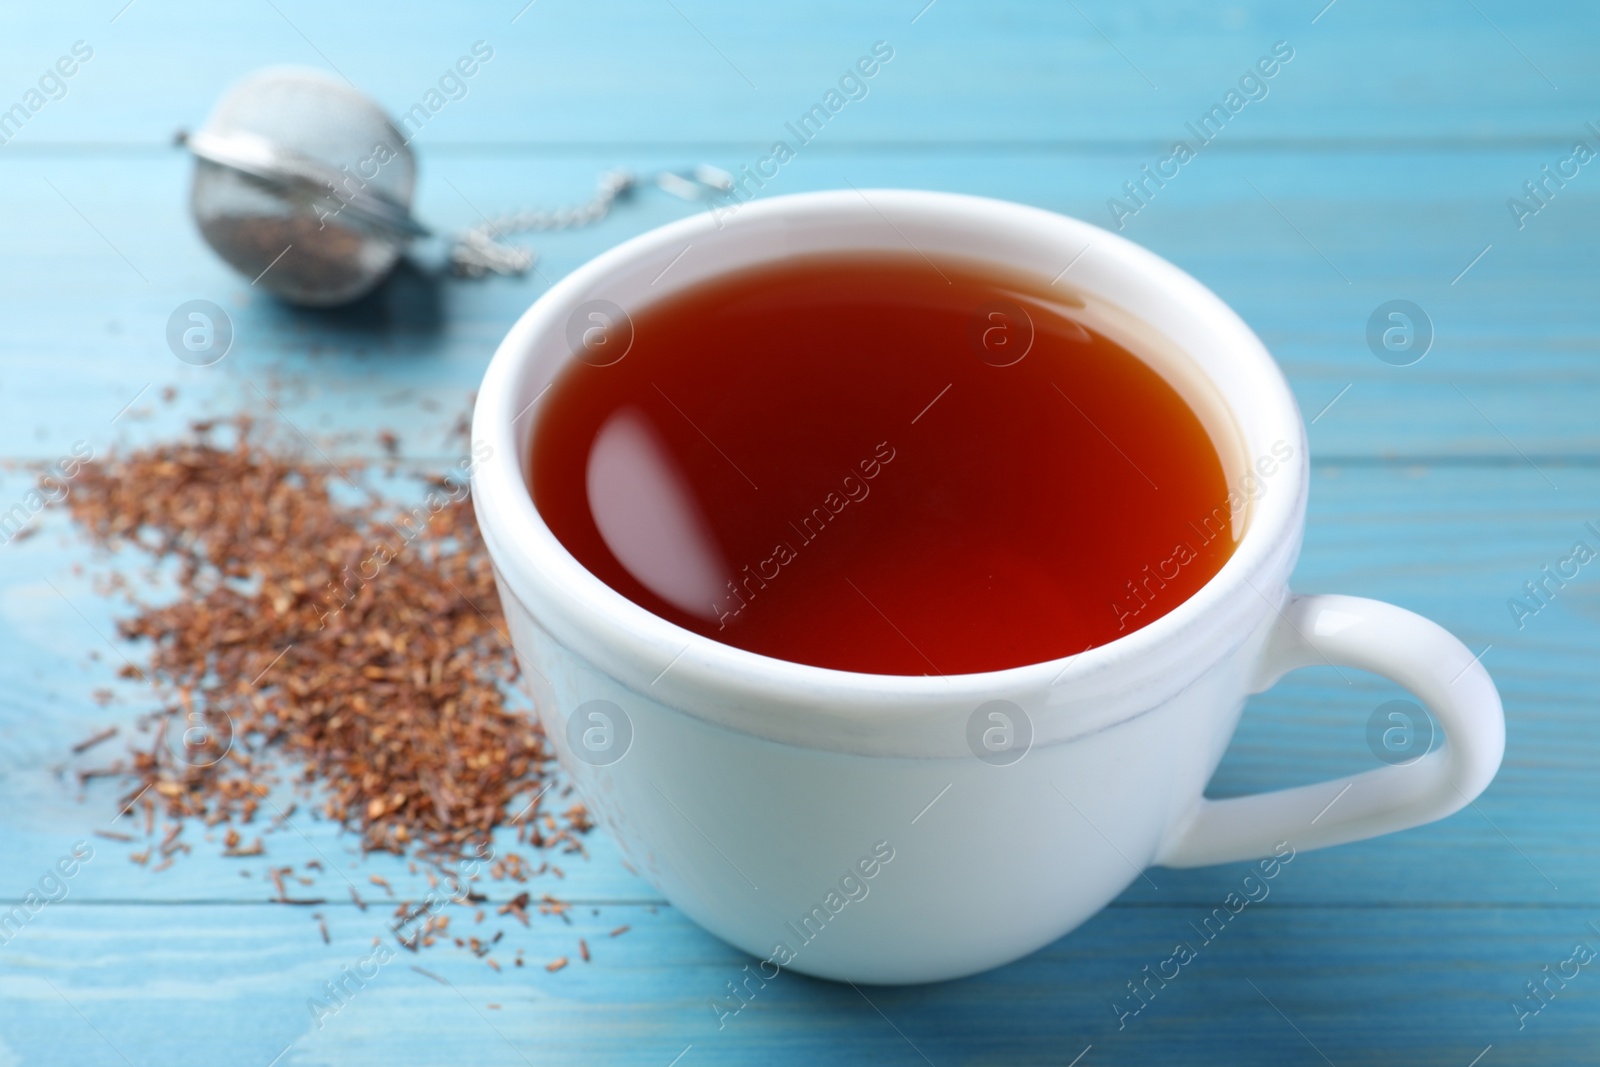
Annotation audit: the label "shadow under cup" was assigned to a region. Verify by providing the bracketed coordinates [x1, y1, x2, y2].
[471, 190, 1313, 984]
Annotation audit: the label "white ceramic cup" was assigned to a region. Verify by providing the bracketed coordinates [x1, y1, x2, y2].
[471, 190, 1505, 985]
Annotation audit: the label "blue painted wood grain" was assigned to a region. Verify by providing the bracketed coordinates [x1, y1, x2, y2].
[1, 1, 1598, 1063]
[3, 149, 1598, 463]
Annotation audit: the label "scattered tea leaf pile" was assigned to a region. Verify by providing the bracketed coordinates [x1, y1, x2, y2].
[61, 417, 602, 964]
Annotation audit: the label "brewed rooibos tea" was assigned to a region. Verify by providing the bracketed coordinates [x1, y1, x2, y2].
[530, 253, 1244, 675]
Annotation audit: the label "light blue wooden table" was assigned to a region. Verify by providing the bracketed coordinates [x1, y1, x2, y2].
[2, 1, 1597, 1063]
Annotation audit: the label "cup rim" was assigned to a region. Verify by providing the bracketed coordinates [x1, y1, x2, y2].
[471, 189, 1305, 718]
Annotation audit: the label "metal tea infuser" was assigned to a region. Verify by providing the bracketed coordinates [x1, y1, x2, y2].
[185, 67, 730, 306]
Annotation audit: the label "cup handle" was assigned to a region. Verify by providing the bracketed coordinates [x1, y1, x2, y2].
[1155, 593, 1505, 868]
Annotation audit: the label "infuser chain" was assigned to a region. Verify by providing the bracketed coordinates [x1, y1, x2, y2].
[448, 170, 638, 278]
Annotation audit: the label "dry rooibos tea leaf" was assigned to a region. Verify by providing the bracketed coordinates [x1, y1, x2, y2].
[65, 416, 564, 861]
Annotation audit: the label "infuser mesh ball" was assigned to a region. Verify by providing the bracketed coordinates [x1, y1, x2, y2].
[186, 67, 427, 307]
